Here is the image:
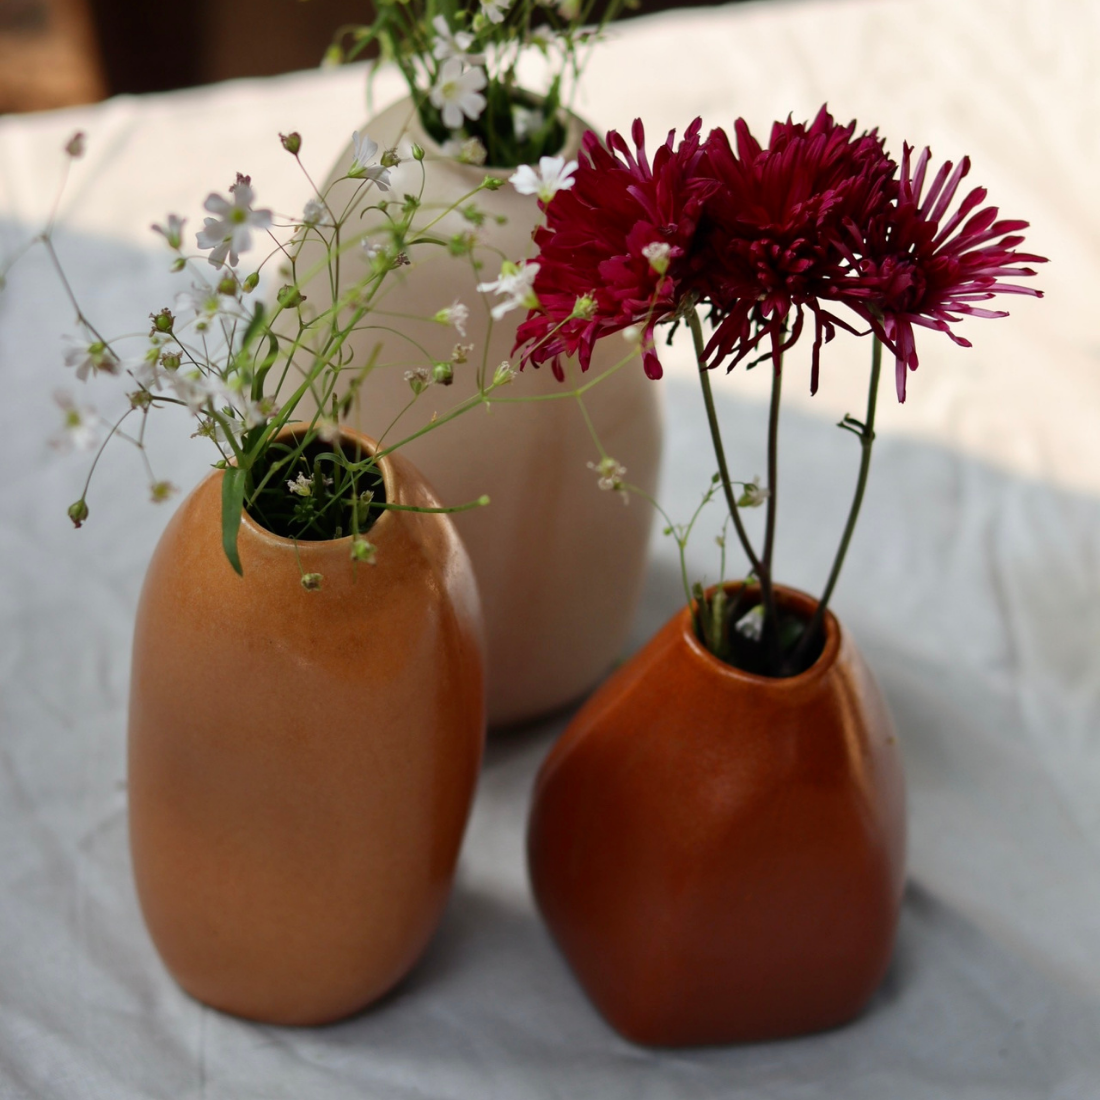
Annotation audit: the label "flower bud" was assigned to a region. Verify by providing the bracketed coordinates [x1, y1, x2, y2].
[492, 361, 516, 386]
[65, 131, 86, 158]
[242, 272, 259, 293]
[161, 351, 181, 370]
[381, 148, 400, 168]
[150, 308, 174, 334]
[301, 572, 324, 591]
[404, 367, 430, 395]
[481, 176, 505, 191]
[277, 284, 306, 308]
[171, 257, 186, 272]
[217, 274, 237, 296]
[279, 131, 302, 155]
[411, 143, 425, 162]
[67, 499, 89, 527]
[432, 361, 454, 386]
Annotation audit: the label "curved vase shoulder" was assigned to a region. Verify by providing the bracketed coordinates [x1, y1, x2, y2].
[528, 586, 907, 1045]
[297, 98, 662, 727]
[128, 434, 484, 1025]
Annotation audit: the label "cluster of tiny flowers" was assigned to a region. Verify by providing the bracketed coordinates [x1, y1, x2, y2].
[513, 106, 1046, 401]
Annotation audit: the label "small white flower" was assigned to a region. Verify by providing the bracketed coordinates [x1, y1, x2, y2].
[170, 369, 227, 415]
[587, 456, 628, 498]
[287, 472, 313, 496]
[621, 324, 643, 344]
[64, 339, 119, 382]
[430, 60, 487, 130]
[441, 136, 487, 165]
[177, 282, 223, 323]
[642, 240, 672, 275]
[316, 417, 340, 443]
[509, 156, 577, 204]
[480, 0, 511, 23]
[302, 197, 334, 227]
[477, 260, 540, 320]
[434, 299, 469, 337]
[195, 176, 273, 268]
[735, 605, 764, 641]
[737, 476, 770, 508]
[50, 390, 98, 451]
[151, 213, 186, 250]
[492, 361, 516, 386]
[512, 105, 546, 140]
[431, 14, 481, 63]
[348, 131, 392, 191]
[361, 237, 382, 264]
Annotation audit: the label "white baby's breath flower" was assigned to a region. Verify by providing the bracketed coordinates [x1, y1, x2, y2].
[287, 472, 313, 496]
[151, 214, 186, 250]
[316, 417, 340, 443]
[177, 282, 223, 324]
[360, 236, 382, 264]
[195, 175, 273, 268]
[642, 240, 672, 275]
[348, 131, 392, 191]
[480, 0, 511, 23]
[737, 476, 769, 508]
[492, 361, 516, 386]
[430, 60, 487, 130]
[509, 156, 577, 204]
[512, 105, 546, 140]
[441, 136, 487, 165]
[302, 197, 334, 227]
[169, 369, 227, 415]
[434, 299, 469, 337]
[50, 390, 98, 451]
[477, 260, 540, 320]
[431, 14, 481, 63]
[64, 339, 120, 382]
[587, 456, 628, 499]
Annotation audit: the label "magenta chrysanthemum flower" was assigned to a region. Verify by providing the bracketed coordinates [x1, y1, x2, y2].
[513, 118, 716, 381]
[699, 106, 897, 389]
[844, 143, 1046, 401]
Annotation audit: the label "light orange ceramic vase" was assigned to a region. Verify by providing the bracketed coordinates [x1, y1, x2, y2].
[128, 431, 484, 1025]
[527, 585, 906, 1046]
[300, 98, 662, 727]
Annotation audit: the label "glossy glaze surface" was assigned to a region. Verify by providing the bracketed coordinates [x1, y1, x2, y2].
[298, 99, 662, 727]
[128, 433, 485, 1025]
[528, 586, 906, 1046]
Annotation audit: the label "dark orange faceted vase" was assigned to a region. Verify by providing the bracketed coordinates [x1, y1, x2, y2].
[527, 585, 906, 1046]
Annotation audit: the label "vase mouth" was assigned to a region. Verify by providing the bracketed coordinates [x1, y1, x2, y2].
[386, 94, 588, 174]
[236, 424, 395, 550]
[677, 582, 841, 688]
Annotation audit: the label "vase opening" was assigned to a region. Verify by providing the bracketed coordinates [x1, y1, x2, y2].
[692, 582, 828, 681]
[244, 427, 387, 543]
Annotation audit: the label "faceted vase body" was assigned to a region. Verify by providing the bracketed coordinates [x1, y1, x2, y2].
[527, 585, 907, 1046]
[301, 98, 662, 727]
[128, 433, 484, 1025]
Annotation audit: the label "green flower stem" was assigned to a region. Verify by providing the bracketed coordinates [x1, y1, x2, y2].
[759, 349, 784, 670]
[793, 334, 884, 667]
[688, 308, 763, 580]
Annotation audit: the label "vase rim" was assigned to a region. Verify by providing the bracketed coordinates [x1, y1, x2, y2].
[235, 423, 397, 551]
[376, 94, 589, 175]
[677, 582, 841, 689]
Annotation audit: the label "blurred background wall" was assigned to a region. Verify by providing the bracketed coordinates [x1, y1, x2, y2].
[0, 0, 750, 114]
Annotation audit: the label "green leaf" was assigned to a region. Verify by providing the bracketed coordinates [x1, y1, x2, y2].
[240, 302, 266, 351]
[221, 466, 246, 576]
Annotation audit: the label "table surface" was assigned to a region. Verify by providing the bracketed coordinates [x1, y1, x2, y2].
[2, 1, 1100, 1096]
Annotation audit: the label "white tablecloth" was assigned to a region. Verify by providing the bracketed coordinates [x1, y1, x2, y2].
[2, 1, 1100, 1096]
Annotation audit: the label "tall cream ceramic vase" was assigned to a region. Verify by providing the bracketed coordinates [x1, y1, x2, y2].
[128, 432, 485, 1025]
[301, 98, 662, 727]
